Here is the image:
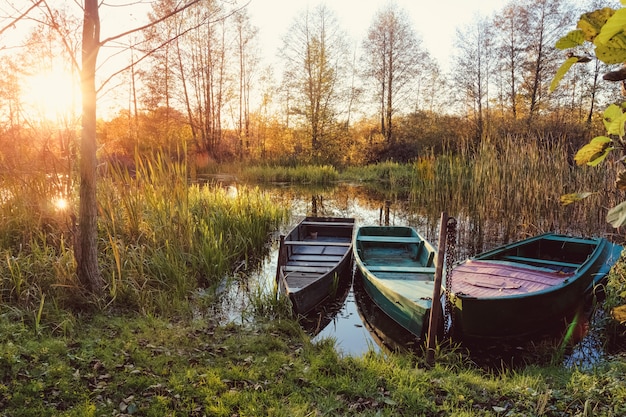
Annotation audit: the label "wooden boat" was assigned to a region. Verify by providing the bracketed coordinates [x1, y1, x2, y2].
[353, 225, 439, 341]
[447, 232, 623, 341]
[276, 217, 355, 314]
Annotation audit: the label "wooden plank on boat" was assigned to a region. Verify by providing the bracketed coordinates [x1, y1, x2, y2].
[358, 236, 421, 244]
[284, 241, 351, 247]
[366, 265, 436, 274]
[287, 261, 339, 268]
[283, 274, 325, 290]
[301, 221, 355, 227]
[502, 255, 579, 269]
[283, 265, 330, 273]
[290, 254, 344, 262]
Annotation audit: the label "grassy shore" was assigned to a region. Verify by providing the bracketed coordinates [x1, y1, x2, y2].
[2, 147, 626, 415]
[2, 305, 626, 416]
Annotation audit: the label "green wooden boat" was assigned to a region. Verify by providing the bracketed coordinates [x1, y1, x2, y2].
[276, 217, 355, 314]
[353, 225, 439, 341]
[448, 232, 623, 341]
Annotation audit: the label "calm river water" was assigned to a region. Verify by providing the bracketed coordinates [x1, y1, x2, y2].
[215, 182, 611, 366]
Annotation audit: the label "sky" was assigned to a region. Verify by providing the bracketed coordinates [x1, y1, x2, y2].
[245, 0, 508, 71]
[0, 0, 508, 118]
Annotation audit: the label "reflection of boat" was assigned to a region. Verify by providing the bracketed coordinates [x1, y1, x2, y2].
[448, 233, 622, 341]
[299, 275, 352, 337]
[353, 225, 439, 341]
[352, 275, 421, 352]
[276, 217, 355, 314]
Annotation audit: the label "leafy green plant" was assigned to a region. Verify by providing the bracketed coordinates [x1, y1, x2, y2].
[552, 1, 626, 227]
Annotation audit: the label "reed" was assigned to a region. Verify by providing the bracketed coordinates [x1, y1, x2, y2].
[408, 136, 619, 255]
[342, 161, 416, 187]
[239, 164, 339, 184]
[0, 152, 288, 319]
[97, 156, 288, 314]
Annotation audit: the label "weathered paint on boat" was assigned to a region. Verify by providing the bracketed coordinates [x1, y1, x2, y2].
[353, 226, 439, 341]
[448, 232, 623, 341]
[277, 217, 355, 314]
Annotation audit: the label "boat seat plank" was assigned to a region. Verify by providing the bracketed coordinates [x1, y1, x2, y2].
[358, 236, 421, 244]
[300, 221, 355, 227]
[366, 265, 436, 274]
[290, 254, 344, 262]
[283, 265, 330, 273]
[502, 255, 579, 269]
[283, 274, 325, 291]
[284, 241, 351, 247]
[286, 261, 339, 268]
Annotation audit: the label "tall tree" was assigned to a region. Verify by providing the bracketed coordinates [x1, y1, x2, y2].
[77, 0, 103, 293]
[2, 0, 204, 296]
[233, 9, 258, 159]
[520, 0, 572, 123]
[362, 3, 427, 145]
[280, 4, 350, 160]
[494, 2, 528, 119]
[451, 16, 494, 139]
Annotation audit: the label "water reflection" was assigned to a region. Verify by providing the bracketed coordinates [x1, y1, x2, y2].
[216, 182, 615, 365]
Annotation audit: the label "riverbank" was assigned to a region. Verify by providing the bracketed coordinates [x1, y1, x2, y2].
[2, 305, 626, 416]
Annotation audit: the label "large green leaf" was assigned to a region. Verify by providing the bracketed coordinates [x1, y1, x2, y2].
[596, 44, 626, 63]
[555, 30, 585, 49]
[578, 7, 616, 42]
[595, 8, 626, 46]
[607, 200, 626, 227]
[560, 192, 594, 206]
[550, 57, 579, 92]
[574, 136, 613, 166]
[602, 104, 625, 135]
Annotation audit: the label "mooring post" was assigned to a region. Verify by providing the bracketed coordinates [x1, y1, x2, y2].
[275, 235, 285, 284]
[384, 200, 390, 226]
[426, 211, 448, 366]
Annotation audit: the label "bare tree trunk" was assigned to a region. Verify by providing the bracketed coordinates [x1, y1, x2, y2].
[77, 0, 104, 295]
[386, 46, 393, 145]
[587, 59, 600, 125]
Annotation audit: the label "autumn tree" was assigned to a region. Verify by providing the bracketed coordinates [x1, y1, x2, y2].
[1, 0, 204, 296]
[520, 0, 573, 123]
[493, 2, 528, 119]
[279, 4, 351, 161]
[233, 9, 259, 159]
[362, 3, 428, 145]
[451, 16, 494, 139]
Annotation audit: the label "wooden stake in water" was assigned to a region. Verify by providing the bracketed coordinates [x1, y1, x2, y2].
[426, 212, 448, 366]
[275, 235, 286, 284]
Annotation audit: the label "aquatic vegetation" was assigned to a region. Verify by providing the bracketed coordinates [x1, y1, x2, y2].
[239, 164, 340, 184]
[0, 154, 288, 316]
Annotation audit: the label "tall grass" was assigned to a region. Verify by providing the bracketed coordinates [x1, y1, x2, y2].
[239, 164, 339, 184]
[97, 154, 288, 314]
[408, 137, 621, 255]
[342, 161, 416, 187]
[0, 153, 288, 320]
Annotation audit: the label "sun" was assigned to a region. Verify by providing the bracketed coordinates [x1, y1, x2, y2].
[21, 66, 80, 122]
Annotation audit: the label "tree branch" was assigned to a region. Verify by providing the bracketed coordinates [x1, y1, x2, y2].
[96, 19, 203, 95]
[98, 0, 204, 47]
[96, 0, 250, 93]
[0, 0, 44, 37]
